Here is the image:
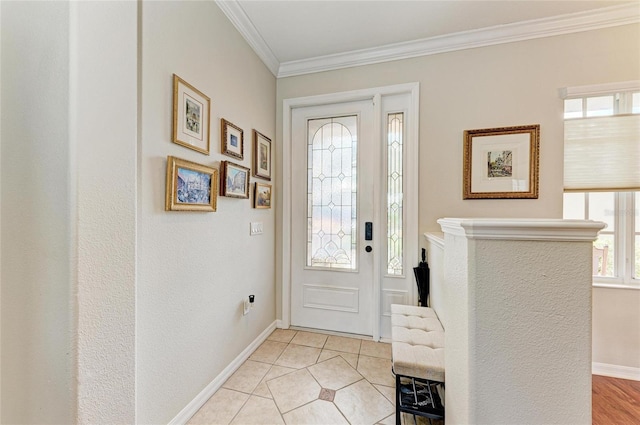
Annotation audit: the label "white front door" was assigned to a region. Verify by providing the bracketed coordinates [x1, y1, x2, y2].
[291, 100, 375, 335]
[283, 84, 420, 340]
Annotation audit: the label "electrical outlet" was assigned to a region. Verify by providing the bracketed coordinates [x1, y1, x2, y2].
[243, 299, 250, 315]
[250, 222, 263, 236]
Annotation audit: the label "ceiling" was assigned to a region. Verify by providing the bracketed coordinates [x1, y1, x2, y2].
[217, 1, 640, 77]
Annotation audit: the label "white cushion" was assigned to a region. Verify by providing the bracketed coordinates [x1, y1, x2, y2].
[391, 304, 445, 382]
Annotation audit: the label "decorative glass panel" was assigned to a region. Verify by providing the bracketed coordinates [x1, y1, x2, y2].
[307, 116, 357, 269]
[387, 113, 404, 275]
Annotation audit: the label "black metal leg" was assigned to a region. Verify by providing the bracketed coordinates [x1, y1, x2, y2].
[396, 373, 402, 425]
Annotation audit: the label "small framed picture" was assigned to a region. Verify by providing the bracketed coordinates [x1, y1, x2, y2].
[220, 161, 250, 198]
[253, 130, 272, 180]
[463, 124, 540, 199]
[254, 182, 272, 209]
[172, 74, 210, 155]
[221, 118, 244, 159]
[165, 156, 217, 212]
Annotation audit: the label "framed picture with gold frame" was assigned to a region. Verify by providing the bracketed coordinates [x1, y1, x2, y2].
[220, 161, 250, 199]
[463, 124, 540, 199]
[254, 182, 272, 209]
[165, 156, 217, 211]
[221, 118, 244, 159]
[253, 130, 272, 180]
[172, 74, 210, 155]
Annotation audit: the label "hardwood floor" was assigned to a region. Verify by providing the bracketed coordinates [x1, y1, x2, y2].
[593, 375, 640, 425]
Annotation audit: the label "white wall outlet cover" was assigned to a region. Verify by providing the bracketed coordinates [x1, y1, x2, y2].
[243, 299, 250, 315]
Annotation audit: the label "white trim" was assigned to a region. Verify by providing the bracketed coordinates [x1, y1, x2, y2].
[281, 99, 292, 330]
[282, 83, 420, 343]
[372, 93, 382, 341]
[437, 218, 606, 241]
[424, 232, 445, 250]
[168, 321, 277, 425]
[284, 83, 420, 109]
[407, 85, 420, 306]
[560, 80, 640, 98]
[219, 3, 638, 78]
[593, 362, 640, 381]
[214, 0, 280, 76]
[593, 282, 640, 290]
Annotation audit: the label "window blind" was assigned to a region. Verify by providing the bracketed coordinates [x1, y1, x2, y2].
[564, 114, 640, 191]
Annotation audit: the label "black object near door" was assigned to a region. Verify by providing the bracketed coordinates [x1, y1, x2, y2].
[413, 248, 430, 307]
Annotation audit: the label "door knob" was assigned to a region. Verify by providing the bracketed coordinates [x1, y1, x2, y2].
[365, 245, 372, 252]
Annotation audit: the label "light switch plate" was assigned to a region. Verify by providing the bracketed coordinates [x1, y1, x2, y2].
[250, 222, 263, 235]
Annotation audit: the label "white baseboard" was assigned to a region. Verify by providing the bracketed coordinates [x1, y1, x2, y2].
[276, 319, 284, 329]
[593, 362, 640, 381]
[169, 320, 278, 425]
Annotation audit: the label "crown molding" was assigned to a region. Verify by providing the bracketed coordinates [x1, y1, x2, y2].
[217, 2, 639, 79]
[277, 3, 639, 78]
[215, 0, 280, 76]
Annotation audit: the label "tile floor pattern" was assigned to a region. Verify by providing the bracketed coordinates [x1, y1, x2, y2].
[188, 329, 439, 425]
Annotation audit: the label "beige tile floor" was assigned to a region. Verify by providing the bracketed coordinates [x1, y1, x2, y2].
[188, 329, 441, 425]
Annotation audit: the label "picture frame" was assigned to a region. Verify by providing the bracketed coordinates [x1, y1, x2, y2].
[165, 156, 217, 212]
[221, 118, 244, 159]
[220, 161, 250, 198]
[253, 130, 272, 180]
[463, 124, 540, 199]
[172, 74, 211, 155]
[254, 182, 272, 209]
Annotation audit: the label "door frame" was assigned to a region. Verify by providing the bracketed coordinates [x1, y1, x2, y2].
[281, 83, 420, 341]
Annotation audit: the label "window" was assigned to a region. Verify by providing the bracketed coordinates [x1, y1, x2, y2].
[563, 191, 639, 284]
[562, 82, 640, 287]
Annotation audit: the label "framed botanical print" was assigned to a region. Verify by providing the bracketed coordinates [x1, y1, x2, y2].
[172, 74, 210, 155]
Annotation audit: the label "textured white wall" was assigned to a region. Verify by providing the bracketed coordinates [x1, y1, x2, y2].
[0, 2, 74, 423]
[137, 2, 276, 423]
[470, 239, 592, 424]
[276, 23, 640, 376]
[439, 219, 601, 424]
[72, 1, 138, 423]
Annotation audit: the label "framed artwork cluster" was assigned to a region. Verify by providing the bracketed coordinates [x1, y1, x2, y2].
[166, 73, 273, 211]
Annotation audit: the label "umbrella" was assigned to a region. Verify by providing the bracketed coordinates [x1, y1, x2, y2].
[413, 248, 430, 307]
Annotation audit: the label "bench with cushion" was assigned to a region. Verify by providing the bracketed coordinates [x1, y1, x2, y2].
[391, 304, 445, 424]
